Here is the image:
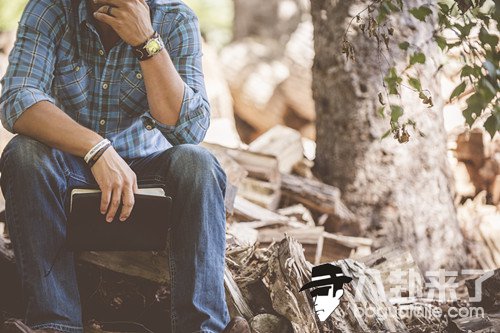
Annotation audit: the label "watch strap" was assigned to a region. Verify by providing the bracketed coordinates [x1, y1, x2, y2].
[132, 31, 163, 61]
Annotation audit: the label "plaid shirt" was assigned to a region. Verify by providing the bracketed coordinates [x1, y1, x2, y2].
[0, 0, 210, 159]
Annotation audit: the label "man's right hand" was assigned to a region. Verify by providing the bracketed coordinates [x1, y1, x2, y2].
[90, 147, 138, 222]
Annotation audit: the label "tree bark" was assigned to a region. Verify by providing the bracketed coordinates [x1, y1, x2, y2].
[311, 0, 467, 271]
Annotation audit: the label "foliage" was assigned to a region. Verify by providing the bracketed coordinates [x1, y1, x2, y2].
[343, 0, 499, 141]
[184, 0, 233, 49]
[0, 0, 28, 31]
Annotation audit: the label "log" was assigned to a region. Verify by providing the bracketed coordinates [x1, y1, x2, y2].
[220, 29, 316, 141]
[466, 268, 500, 311]
[203, 143, 282, 210]
[249, 125, 304, 174]
[202, 146, 248, 215]
[448, 311, 500, 333]
[280, 173, 355, 222]
[321, 232, 372, 263]
[360, 246, 425, 299]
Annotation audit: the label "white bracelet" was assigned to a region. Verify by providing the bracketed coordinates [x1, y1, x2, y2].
[84, 139, 111, 164]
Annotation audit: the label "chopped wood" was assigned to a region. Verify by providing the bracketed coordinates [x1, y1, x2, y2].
[280, 173, 355, 221]
[466, 268, 500, 311]
[78, 251, 169, 285]
[448, 310, 500, 333]
[249, 125, 304, 174]
[249, 313, 292, 333]
[257, 226, 324, 265]
[202, 145, 248, 215]
[233, 196, 288, 223]
[238, 177, 281, 210]
[321, 232, 372, 263]
[360, 246, 424, 298]
[264, 236, 319, 332]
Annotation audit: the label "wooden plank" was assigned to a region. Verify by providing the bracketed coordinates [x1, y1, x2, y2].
[249, 125, 304, 174]
[281, 173, 355, 221]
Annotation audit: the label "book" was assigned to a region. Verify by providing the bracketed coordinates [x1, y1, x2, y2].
[67, 186, 172, 251]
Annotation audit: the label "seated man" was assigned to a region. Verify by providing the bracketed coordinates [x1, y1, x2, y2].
[0, 0, 249, 332]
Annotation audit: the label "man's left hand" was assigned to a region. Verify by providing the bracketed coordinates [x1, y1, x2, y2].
[93, 0, 154, 46]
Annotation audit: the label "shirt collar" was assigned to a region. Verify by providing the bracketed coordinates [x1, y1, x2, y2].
[78, 0, 91, 27]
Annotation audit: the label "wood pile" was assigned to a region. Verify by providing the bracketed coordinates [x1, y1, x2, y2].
[452, 129, 500, 206]
[219, 20, 316, 142]
[0, 125, 498, 332]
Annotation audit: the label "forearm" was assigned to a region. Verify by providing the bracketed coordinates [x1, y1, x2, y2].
[12, 101, 103, 158]
[140, 48, 185, 126]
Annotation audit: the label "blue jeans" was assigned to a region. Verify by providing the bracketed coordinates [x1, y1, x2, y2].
[0, 135, 229, 333]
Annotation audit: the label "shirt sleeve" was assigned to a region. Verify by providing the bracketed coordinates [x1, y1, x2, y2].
[0, 0, 60, 133]
[153, 13, 211, 146]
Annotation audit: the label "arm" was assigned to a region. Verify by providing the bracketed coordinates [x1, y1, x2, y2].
[94, 0, 210, 146]
[0, 2, 103, 156]
[0, 1, 137, 222]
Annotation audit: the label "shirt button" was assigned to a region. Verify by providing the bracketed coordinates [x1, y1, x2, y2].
[136, 73, 143, 79]
[74, 66, 80, 72]
[99, 119, 106, 125]
[145, 124, 153, 130]
[102, 83, 109, 90]
[98, 49, 105, 56]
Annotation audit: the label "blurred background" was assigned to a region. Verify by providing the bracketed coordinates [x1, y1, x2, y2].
[0, 0, 499, 332]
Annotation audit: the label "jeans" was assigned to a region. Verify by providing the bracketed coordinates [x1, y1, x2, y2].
[0, 135, 229, 333]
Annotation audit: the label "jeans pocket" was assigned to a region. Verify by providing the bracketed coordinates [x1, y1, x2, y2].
[120, 70, 148, 118]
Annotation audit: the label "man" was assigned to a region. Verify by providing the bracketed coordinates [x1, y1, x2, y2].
[0, 0, 249, 332]
[300, 263, 352, 322]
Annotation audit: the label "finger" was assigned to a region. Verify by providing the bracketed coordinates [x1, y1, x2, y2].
[93, 11, 119, 25]
[106, 186, 122, 223]
[119, 185, 135, 222]
[93, 0, 122, 7]
[100, 187, 112, 215]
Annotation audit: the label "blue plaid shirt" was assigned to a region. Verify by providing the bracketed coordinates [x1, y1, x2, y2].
[0, 0, 210, 159]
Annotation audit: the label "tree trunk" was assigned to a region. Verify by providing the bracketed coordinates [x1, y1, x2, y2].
[311, 0, 466, 271]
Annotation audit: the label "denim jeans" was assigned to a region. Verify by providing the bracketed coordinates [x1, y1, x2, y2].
[0, 135, 229, 333]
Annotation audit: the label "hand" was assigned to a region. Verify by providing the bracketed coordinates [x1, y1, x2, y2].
[93, 0, 155, 46]
[90, 147, 139, 222]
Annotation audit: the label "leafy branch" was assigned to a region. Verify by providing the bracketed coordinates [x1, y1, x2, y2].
[342, 0, 499, 141]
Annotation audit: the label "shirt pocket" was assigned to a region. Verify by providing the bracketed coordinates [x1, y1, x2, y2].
[120, 70, 148, 118]
[53, 61, 90, 120]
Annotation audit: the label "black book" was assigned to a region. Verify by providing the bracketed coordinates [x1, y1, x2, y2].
[67, 186, 172, 251]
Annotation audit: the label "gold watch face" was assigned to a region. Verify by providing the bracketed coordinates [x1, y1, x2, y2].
[145, 39, 162, 55]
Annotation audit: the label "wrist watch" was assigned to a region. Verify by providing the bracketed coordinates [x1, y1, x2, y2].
[132, 31, 164, 61]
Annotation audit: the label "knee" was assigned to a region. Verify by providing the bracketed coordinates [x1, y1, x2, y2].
[168, 144, 227, 190]
[0, 135, 57, 176]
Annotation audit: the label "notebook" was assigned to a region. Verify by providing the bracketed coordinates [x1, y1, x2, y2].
[67, 185, 172, 251]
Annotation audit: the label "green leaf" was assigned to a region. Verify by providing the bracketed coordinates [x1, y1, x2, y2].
[410, 52, 426, 65]
[390, 105, 404, 122]
[434, 35, 448, 50]
[381, 129, 392, 140]
[378, 106, 386, 118]
[384, 67, 402, 95]
[479, 26, 499, 48]
[437, 3, 450, 14]
[461, 65, 481, 78]
[450, 81, 466, 101]
[484, 113, 500, 138]
[409, 6, 433, 22]
[408, 77, 422, 91]
[398, 41, 410, 50]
